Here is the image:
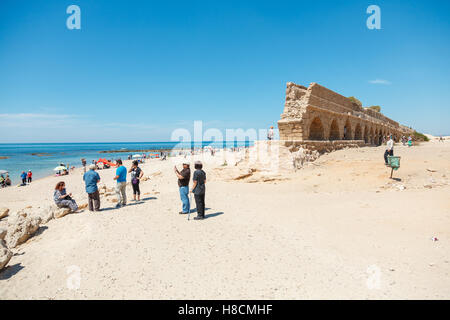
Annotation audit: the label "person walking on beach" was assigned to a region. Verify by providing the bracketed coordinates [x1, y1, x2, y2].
[81, 158, 87, 173]
[174, 162, 190, 214]
[129, 160, 144, 201]
[267, 126, 274, 140]
[27, 170, 32, 183]
[20, 171, 27, 185]
[113, 159, 127, 208]
[384, 135, 394, 165]
[83, 164, 101, 212]
[191, 161, 206, 220]
[53, 181, 79, 212]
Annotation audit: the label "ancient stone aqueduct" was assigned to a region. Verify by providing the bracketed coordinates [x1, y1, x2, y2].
[277, 82, 414, 152]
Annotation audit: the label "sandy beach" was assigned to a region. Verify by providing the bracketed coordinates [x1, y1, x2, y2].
[1, 139, 449, 299]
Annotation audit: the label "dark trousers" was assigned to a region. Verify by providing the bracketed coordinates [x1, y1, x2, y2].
[132, 181, 140, 195]
[194, 193, 205, 217]
[88, 190, 100, 211]
[27, 177, 32, 183]
[384, 149, 393, 164]
[22, 178, 26, 185]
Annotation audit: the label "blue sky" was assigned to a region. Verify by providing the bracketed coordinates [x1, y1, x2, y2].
[0, 0, 449, 142]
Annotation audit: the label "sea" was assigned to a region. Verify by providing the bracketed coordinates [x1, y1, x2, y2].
[0, 141, 252, 185]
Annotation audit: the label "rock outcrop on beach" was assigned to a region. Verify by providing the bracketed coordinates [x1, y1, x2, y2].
[291, 148, 320, 170]
[0, 207, 9, 220]
[5, 211, 42, 248]
[0, 227, 12, 271]
[28, 205, 55, 224]
[0, 203, 90, 251]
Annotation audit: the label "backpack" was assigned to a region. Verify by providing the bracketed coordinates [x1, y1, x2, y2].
[132, 167, 141, 184]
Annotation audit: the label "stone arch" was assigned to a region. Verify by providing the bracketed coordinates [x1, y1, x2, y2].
[354, 123, 362, 140]
[329, 119, 340, 140]
[363, 126, 369, 143]
[343, 118, 352, 140]
[374, 128, 380, 145]
[370, 127, 375, 144]
[308, 116, 324, 140]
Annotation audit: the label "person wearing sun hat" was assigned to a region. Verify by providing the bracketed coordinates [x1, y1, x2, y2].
[174, 162, 190, 214]
[267, 126, 274, 140]
[83, 163, 101, 211]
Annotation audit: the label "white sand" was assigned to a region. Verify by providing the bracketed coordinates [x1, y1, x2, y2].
[0, 140, 449, 299]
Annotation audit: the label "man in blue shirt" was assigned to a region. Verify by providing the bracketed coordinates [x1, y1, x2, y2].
[83, 164, 101, 211]
[20, 171, 27, 185]
[113, 159, 127, 208]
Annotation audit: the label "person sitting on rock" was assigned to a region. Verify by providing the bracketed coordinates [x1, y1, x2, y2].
[53, 181, 79, 212]
[5, 175, 11, 186]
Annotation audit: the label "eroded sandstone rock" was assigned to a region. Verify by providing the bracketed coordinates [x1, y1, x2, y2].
[6, 213, 41, 248]
[0, 228, 6, 240]
[32, 205, 56, 224]
[54, 208, 72, 219]
[0, 207, 9, 220]
[0, 238, 12, 271]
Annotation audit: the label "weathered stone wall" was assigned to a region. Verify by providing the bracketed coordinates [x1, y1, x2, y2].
[282, 139, 366, 154]
[278, 82, 414, 146]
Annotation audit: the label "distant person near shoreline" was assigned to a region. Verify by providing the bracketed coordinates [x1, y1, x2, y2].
[83, 164, 101, 212]
[27, 170, 32, 183]
[20, 171, 27, 186]
[113, 159, 127, 208]
[5, 175, 11, 187]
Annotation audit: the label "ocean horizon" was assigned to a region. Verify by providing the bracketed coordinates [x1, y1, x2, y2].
[0, 141, 253, 185]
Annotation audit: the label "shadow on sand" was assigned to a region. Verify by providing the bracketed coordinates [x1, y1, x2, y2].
[33, 225, 48, 237]
[97, 197, 158, 212]
[205, 212, 224, 219]
[190, 207, 211, 214]
[0, 263, 25, 280]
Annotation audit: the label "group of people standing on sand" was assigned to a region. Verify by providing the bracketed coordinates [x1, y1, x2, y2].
[54, 159, 144, 213]
[174, 161, 207, 220]
[19, 170, 32, 186]
[52, 158, 207, 220]
[400, 135, 413, 147]
[384, 134, 416, 166]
